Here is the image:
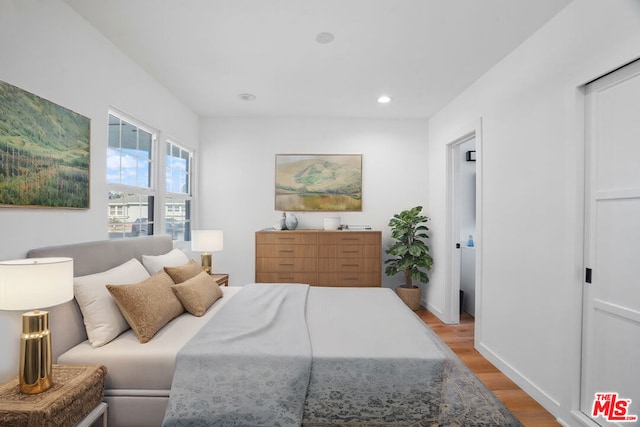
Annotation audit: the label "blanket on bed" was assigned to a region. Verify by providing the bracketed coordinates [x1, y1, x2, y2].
[162, 283, 312, 427]
[163, 284, 521, 426]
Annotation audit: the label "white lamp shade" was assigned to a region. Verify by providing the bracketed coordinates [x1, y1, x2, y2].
[0, 257, 73, 311]
[191, 230, 224, 252]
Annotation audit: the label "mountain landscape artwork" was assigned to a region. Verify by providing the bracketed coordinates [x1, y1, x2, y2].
[275, 154, 362, 211]
[0, 80, 90, 208]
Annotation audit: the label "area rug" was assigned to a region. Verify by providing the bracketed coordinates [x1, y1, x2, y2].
[302, 323, 523, 427]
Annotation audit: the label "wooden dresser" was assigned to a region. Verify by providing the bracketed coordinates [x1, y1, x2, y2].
[255, 230, 381, 287]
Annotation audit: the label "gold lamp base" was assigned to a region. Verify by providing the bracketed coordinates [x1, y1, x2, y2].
[20, 310, 53, 394]
[200, 253, 212, 274]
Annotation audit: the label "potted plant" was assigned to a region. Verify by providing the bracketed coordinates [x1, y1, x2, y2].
[384, 206, 433, 310]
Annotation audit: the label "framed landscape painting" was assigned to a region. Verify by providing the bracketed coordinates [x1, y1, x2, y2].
[0, 80, 90, 209]
[275, 154, 362, 211]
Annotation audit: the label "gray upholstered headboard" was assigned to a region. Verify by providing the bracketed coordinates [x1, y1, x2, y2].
[27, 235, 174, 360]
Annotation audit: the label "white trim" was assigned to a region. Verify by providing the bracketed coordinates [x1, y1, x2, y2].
[163, 139, 194, 242]
[569, 84, 588, 425]
[445, 140, 460, 324]
[596, 188, 640, 200]
[108, 108, 157, 136]
[106, 109, 160, 238]
[444, 118, 483, 326]
[476, 340, 565, 423]
[475, 119, 484, 344]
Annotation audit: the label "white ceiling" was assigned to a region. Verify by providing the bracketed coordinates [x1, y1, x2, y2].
[64, 0, 573, 119]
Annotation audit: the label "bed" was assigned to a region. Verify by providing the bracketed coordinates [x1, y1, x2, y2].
[27, 236, 521, 427]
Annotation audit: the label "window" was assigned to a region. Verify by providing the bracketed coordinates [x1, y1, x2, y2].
[107, 113, 156, 239]
[108, 205, 124, 218]
[165, 140, 193, 242]
[107, 112, 195, 241]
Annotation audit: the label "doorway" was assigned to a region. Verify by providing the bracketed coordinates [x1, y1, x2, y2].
[445, 119, 482, 326]
[458, 137, 477, 318]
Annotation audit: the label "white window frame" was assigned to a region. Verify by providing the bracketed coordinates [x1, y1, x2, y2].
[164, 139, 194, 242]
[107, 110, 159, 239]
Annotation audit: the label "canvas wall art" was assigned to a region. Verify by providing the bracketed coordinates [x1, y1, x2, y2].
[275, 154, 362, 211]
[0, 80, 90, 209]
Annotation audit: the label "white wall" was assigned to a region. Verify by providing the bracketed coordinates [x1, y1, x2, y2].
[0, 0, 199, 382]
[198, 118, 429, 289]
[426, 0, 640, 424]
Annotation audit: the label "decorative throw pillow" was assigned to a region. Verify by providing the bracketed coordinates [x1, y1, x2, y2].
[106, 271, 185, 343]
[142, 249, 190, 275]
[171, 271, 223, 316]
[74, 258, 150, 347]
[164, 259, 203, 284]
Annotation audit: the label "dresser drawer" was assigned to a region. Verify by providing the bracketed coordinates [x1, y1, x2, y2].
[318, 258, 380, 273]
[255, 230, 381, 287]
[317, 232, 380, 245]
[318, 244, 380, 258]
[256, 244, 317, 258]
[317, 272, 381, 287]
[256, 232, 317, 245]
[256, 258, 317, 272]
[256, 272, 317, 285]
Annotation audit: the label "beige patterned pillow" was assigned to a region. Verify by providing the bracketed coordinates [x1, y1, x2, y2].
[164, 259, 203, 284]
[106, 271, 185, 343]
[171, 271, 223, 316]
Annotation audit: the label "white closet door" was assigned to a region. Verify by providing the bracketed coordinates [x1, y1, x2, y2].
[582, 60, 640, 424]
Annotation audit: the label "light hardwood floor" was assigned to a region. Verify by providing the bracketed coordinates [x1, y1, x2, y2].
[415, 309, 560, 427]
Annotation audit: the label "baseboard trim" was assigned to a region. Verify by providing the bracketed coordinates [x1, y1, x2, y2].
[425, 300, 444, 321]
[569, 409, 603, 427]
[476, 340, 562, 419]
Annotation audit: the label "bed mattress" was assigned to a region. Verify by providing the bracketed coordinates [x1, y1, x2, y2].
[163, 284, 447, 425]
[59, 285, 445, 396]
[306, 286, 443, 359]
[57, 287, 242, 392]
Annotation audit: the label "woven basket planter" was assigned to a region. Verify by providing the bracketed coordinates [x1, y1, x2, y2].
[396, 286, 421, 311]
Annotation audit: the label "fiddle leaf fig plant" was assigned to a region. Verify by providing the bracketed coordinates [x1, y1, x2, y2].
[384, 206, 433, 288]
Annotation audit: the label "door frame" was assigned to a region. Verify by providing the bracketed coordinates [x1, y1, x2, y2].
[444, 118, 483, 328]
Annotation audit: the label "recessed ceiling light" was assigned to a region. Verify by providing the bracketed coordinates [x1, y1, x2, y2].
[238, 93, 256, 102]
[377, 95, 392, 104]
[316, 32, 335, 44]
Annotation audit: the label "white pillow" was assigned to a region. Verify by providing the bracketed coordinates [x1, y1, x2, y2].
[142, 249, 190, 275]
[74, 258, 150, 347]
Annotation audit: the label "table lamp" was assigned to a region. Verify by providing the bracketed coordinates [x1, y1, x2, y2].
[0, 257, 73, 394]
[191, 230, 223, 274]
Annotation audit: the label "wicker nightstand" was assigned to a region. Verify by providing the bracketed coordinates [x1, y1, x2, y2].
[0, 365, 107, 427]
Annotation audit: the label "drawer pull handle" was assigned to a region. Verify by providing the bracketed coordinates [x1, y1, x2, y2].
[277, 238, 296, 241]
[342, 264, 359, 267]
[279, 263, 295, 266]
[342, 238, 360, 241]
[279, 276, 294, 280]
[279, 250, 295, 253]
[342, 250, 359, 254]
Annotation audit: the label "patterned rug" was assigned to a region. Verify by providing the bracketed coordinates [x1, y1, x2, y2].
[302, 324, 523, 427]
